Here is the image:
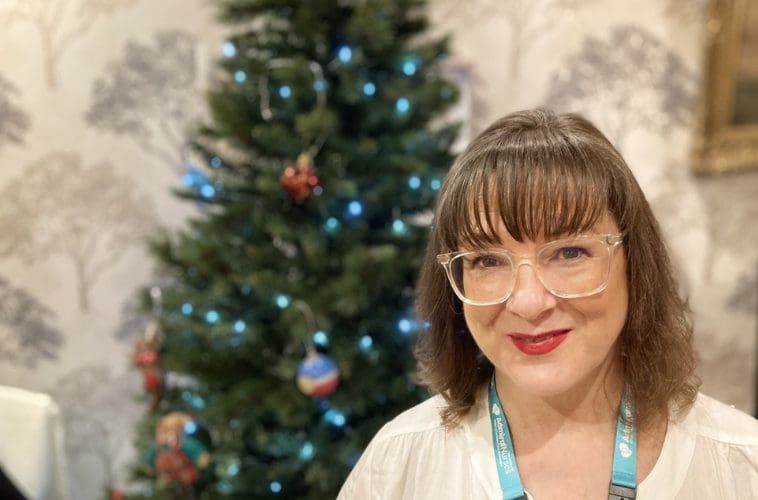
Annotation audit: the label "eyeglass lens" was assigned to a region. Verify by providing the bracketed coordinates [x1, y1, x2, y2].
[450, 237, 613, 303]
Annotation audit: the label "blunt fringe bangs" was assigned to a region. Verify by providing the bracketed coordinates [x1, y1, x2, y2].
[435, 113, 618, 252]
[414, 109, 699, 430]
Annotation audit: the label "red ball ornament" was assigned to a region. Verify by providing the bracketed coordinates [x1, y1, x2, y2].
[281, 153, 320, 202]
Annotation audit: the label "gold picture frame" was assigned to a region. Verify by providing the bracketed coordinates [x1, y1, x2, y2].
[693, 0, 758, 174]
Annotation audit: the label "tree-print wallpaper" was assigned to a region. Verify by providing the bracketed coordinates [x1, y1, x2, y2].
[0, 276, 63, 367]
[0, 152, 157, 311]
[0, 74, 29, 148]
[0, 0, 141, 88]
[86, 30, 201, 172]
[0, 1, 755, 498]
[543, 25, 695, 153]
[437, 0, 600, 80]
[52, 365, 143, 491]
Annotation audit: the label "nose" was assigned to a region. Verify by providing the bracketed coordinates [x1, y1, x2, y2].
[506, 263, 557, 321]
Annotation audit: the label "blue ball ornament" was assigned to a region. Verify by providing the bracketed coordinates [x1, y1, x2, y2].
[296, 352, 340, 397]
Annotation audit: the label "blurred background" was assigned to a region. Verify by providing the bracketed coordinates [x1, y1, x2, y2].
[0, 0, 755, 498]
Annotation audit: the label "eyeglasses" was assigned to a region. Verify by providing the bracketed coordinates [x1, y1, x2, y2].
[437, 234, 623, 306]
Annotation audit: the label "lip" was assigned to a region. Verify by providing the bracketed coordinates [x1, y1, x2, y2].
[509, 329, 571, 356]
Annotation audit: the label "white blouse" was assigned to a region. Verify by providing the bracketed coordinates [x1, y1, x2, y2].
[338, 390, 758, 499]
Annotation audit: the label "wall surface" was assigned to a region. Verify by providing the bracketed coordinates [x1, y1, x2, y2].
[0, 1, 223, 497]
[0, 0, 754, 497]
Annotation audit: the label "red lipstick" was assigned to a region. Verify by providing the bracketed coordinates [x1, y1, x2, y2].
[509, 329, 571, 355]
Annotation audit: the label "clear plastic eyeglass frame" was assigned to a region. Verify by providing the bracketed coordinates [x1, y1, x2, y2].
[436, 233, 624, 306]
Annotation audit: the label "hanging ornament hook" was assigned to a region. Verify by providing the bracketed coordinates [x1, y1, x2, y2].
[149, 286, 163, 315]
[257, 59, 330, 158]
[291, 299, 319, 354]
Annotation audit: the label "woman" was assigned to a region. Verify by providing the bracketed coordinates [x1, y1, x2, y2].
[338, 109, 758, 499]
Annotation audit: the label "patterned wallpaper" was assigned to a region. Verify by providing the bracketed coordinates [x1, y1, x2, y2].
[0, 1, 221, 498]
[0, 0, 754, 498]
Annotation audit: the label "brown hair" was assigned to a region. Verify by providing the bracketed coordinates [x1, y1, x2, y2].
[414, 109, 699, 430]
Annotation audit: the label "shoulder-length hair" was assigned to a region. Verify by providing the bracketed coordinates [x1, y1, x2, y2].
[414, 109, 699, 429]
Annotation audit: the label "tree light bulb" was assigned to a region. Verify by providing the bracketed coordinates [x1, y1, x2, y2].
[338, 46, 352, 63]
[396, 97, 410, 113]
[222, 41, 236, 58]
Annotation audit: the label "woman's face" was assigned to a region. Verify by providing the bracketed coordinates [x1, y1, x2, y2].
[462, 212, 628, 399]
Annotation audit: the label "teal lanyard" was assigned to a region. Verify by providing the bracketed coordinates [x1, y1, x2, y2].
[488, 377, 637, 500]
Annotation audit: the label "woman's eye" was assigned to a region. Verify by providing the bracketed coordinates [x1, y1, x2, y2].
[471, 254, 505, 268]
[556, 246, 587, 260]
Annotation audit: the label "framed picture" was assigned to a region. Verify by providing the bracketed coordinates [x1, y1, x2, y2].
[693, 0, 758, 173]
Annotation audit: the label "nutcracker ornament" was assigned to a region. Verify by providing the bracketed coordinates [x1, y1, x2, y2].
[280, 153, 320, 202]
[146, 412, 210, 498]
[132, 320, 164, 410]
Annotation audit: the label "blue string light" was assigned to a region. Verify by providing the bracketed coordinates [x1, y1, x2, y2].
[313, 79, 326, 92]
[337, 46, 352, 63]
[275, 294, 291, 308]
[299, 441, 315, 460]
[430, 178, 442, 191]
[395, 97, 410, 113]
[200, 184, 216, 198]
[222, 41, 236, 58]
[227, 463, 240, 476]
[210, 156, 222, 168]
[191, 396, 205, 410]
[181, 390, 193, 402]
[279, 85, 292, 98]
[216, 481, 233, 494]
[184, 420, 198, 434]
[402, 61, 417, 76]
[408, 176, 421, 189]
[181, 167, 210, 188]
[324, 408, 346, 427]
[234, 70, 247, 83]
[397, 318, 414, 334]
[359, 335, 373, 351]
[347, 201, 363, 217]
[181, 303, 193, 315]
[270, 481, 282, 494]
[324, 217, 341, 233]
[233, 320, 246, 333]
[392, 219, 407, 235]
[205, 310, 219, 324]
[363, 82, 376, 96]
[313, 330, 329, 347]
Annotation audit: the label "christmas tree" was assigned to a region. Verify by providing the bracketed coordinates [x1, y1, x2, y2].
[128, 0, 459, 498]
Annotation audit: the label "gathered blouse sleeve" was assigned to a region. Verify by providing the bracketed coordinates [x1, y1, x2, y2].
[337, 394, 484, 500]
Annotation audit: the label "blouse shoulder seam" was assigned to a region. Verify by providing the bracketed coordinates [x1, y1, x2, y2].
[373, 419, 448, 444]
